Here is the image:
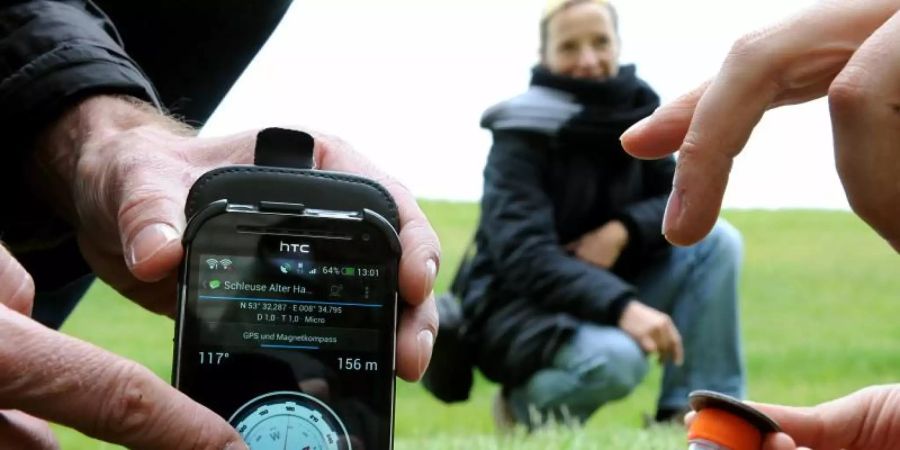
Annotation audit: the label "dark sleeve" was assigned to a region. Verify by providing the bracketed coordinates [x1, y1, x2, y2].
[0, 0, 159, 143]
[615, 156, 675, 259]
[480, 130, 636, 324]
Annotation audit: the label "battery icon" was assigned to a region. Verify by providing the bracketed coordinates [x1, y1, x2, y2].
[341, 267, 356, 276]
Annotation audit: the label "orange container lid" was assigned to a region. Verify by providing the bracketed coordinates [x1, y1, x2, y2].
[688, 408, 762, 450]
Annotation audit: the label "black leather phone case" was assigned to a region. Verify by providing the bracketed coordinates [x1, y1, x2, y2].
[184, 128, 400, 232]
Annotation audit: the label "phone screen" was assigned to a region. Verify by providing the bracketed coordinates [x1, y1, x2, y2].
[175, 210, 398, 450]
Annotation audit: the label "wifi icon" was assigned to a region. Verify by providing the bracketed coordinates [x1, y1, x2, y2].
[206, 258, 219, 270]
[220, 259, 233, 270]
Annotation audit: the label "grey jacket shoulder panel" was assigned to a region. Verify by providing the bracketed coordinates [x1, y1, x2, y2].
[480, 86, 582, 135]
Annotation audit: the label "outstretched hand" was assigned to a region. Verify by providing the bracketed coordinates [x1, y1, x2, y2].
[621, 0, 900, 251]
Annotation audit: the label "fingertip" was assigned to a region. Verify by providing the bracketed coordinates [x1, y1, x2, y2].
[684, 410, 697, 427]
[662, 188, 721, 247]
[622, 84, 707, 159]
[619, 116, 653, 153]
[398, 232, 441, 307]
[224, 440, 250, 450]
[620, 116, 684, 160]
[395, 296, 438, 382]
[763, 432, 797, 450]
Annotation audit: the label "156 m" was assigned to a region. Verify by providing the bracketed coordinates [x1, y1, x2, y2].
[337, 357, 378, 371]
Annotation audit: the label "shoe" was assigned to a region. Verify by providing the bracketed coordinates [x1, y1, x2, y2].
[492, 390, 517, 434]
[643, 406, 692, 428]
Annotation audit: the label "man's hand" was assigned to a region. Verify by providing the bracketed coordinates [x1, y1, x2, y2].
[34, 95, 440, 381]
[685, 385, 900, 450]
[0, 245, 247, 449]
[618, 301, 684, 365]
[566, 220, 629, 269]
[620, 0, 900, 252]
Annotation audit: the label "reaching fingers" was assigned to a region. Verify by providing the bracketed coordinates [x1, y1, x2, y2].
[829, 10, 900, 252]
[0, 246, 34, 316]
[621, 81, 710, 159]
[622, 1, 896, 246]
[311, 132, 442, 307]
[651, 320, 683, 365]
[395, 294, 439, 381]
[0, 305, 246, 450]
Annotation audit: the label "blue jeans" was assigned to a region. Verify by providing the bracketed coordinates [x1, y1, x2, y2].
[508, 220, 746, 424]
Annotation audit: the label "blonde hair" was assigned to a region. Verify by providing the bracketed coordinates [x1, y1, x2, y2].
[542, 0, 611, 20]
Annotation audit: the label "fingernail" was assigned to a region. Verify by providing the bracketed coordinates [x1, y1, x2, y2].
[127, 224, 180, 269]
[621, 115, 652, 141]
[423, 258, 437, 299]
[662, 189, 684, 236]
[417, 329, 434, 377]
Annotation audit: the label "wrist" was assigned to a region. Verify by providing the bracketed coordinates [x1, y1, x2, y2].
[30, 96, 190, 221]
[610, 220, 630, 249]
[609, 295, 637, 328]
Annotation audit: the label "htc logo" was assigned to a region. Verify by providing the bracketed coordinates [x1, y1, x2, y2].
[279, 241, 311, 253]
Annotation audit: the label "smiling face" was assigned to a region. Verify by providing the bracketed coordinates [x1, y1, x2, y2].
[541, 1, 620, 80]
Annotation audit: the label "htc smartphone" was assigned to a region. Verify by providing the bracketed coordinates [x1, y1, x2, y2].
[174, 201, 399, 450]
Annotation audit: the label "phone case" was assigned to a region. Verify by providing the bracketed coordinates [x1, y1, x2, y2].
[184, 128, 400, 234]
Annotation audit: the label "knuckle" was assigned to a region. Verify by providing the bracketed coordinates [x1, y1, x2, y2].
[828, 66, 870, 114]
[726, 28, 774, 63]
[93, 360, 160, 440]
[675, 133, 703, 163]
[118, 189, 181, 232]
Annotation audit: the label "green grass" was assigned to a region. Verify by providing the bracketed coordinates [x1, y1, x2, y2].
[53, 203, 900, 449]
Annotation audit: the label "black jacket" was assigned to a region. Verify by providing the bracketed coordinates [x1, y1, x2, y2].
[462, 66, 674, 386]
[0, 0, 291, 290]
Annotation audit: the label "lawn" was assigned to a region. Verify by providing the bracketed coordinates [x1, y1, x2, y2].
[54, 202, 900, 449]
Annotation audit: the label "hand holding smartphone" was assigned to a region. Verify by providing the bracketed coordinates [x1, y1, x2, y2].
[173, 129, 400, 450]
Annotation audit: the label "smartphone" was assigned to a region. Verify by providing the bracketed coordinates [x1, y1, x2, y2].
[174, 200, 399, 450]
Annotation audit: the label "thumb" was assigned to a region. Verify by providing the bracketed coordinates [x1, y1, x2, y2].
[119, 190, 186, 283]
[747, 402, 825, 448]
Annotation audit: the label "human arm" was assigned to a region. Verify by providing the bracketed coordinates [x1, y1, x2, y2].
[568, 156, 674, 268]
[0, 243, 247, 449]
[0, 0, 158, 144]
[32, 95, 441, 382]
[620, 0, 900, 252]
